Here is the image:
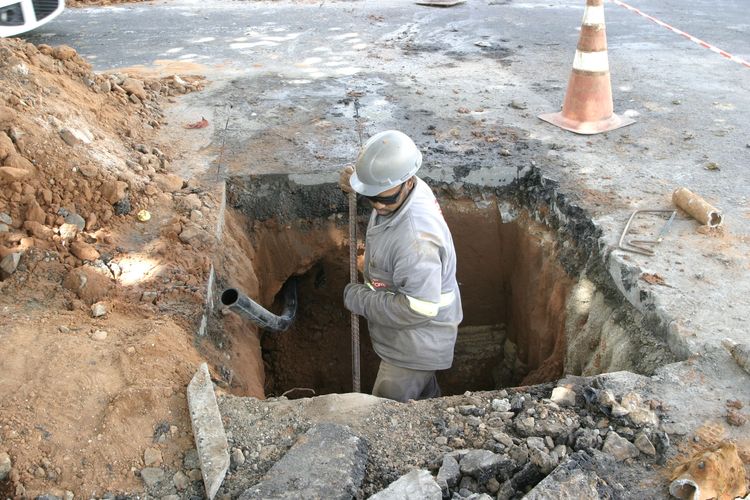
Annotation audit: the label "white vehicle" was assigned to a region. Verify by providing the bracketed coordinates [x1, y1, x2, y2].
[0, 0, 64, 37]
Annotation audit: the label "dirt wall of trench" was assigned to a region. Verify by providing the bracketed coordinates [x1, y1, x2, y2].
[441, 200, 573, 389]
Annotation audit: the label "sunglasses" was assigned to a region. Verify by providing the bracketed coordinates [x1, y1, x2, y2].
[363, 183, 405, 205]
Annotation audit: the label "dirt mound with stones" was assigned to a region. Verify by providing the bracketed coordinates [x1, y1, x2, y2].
[0, 37, 219, 498]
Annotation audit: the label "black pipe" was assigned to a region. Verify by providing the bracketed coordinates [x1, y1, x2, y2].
[220, 278, 297, 332]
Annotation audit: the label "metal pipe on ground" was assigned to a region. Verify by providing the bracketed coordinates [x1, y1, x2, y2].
[220, 278, 297, 332]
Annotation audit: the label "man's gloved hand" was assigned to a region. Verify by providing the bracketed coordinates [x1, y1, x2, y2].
[339, 165, 354, 194]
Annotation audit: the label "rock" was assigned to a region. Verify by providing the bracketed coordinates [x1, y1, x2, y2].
[66, 127, 93, 145]
[144, 447, 162, 466]
[459, 475, 478, 492]
[0, 166, 30, 182]
[0, 105, 16, 127]
[628, 408, 658, 427]
[0, 252, 22, 278]
[0, 224, 8, 233]
[231, 447, 245, 468]
[70, 241, 100, 261]
[620, 392, 642, 411]
[26, 200, 46, 224]
[524, 452, 615, 499]
[141, 291, 158, 303]
[52, 45, 77, 61]
[634, 432, 656, 456]
[113, 195, 131, 216]
[183, 449, 200, 470]
[3, 153, 34, 171]
[139, 467, 165, 488]
[92, 330, 107, 341]
[602, 432, 639, 461]
[553, 444, 568, 460]
[514, 415, 536, 436]
[551, 387, 576, 407]
[85, 213, 97, 231]
[122, 78, 148, 101]
[492, 398, 512, 412]
[529, 446, 558, 474]
[369, 469, 441, 500]
[510, 99, 528, 110]
[62, 267, 113, 304]
[0, 212, 11, 225]
[173, 470, 189, 491]
[436, 454, 460, 495]
[0, 131, 14, 160]
[727, 409, 747, 427]
[58, 326, 70, 333]
[508, 444, 529, 466]
[0, 451, 11, 480]
[510, 394, 526, 412]
[178, 193, 202, 211]
[78, 163, 98, 178]
[23, 220, 54, 239]
[239, 423, 368, 500]
[101, 180, 129, 204]
[573, 428, 601, 451]
[526, 437, 546, 451]
[91, 302, 107, 318]
[487, 477, 501, 494]
[153, 173, 184, 193]
[59, 128, 81, 147]
[190, 209, 204, 222]
[610, 403, 630, 418]
[460, 449, 514, 483]
[491, 430, 515, 448]
[179, 224, 205, 245]
[458, 405, 483, 416]
[59, 223, 79, 242]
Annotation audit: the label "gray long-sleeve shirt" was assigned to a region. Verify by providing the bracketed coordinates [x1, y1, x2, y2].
[344, 177, 463, 370]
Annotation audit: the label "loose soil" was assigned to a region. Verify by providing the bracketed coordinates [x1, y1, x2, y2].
[0, 37, 218, 497]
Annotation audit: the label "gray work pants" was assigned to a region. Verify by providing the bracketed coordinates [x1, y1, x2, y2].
[372, 360, 441, 403]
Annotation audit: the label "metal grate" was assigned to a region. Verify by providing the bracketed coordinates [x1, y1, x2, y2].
[31, 0, 61, 21]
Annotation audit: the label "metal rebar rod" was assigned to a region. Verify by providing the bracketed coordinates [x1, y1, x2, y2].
[349, 190, 361, 393]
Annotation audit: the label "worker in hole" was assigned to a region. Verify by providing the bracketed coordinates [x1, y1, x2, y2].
[339, 130, 463, 402]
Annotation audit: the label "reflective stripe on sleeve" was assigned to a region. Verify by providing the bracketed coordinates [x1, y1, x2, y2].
[405, 290, 456, 318]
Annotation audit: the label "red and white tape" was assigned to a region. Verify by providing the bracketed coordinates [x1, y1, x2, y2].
[611, 0, 750, 69]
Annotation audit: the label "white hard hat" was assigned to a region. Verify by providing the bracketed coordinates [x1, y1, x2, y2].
[350, 130, 422, 196]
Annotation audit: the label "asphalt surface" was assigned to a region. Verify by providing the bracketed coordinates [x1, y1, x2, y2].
[20, 0, 750, 457]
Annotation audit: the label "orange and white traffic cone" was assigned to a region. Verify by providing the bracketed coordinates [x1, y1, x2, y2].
[539, 0, 634, 135]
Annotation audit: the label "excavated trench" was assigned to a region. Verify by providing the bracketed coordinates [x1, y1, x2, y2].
[215, 173, 678, 399]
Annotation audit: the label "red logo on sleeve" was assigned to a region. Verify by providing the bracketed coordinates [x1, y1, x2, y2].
[370, 279, 388, 289]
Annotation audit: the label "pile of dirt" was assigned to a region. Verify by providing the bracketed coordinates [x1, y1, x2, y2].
[0, 37, 219, 498]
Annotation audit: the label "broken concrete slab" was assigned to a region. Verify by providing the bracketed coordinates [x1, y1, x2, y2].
[523, 451, 624, 499]
[187, 362, 229, 500]
[369, 469, 442, 499]
[239, 422, 368, 500]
